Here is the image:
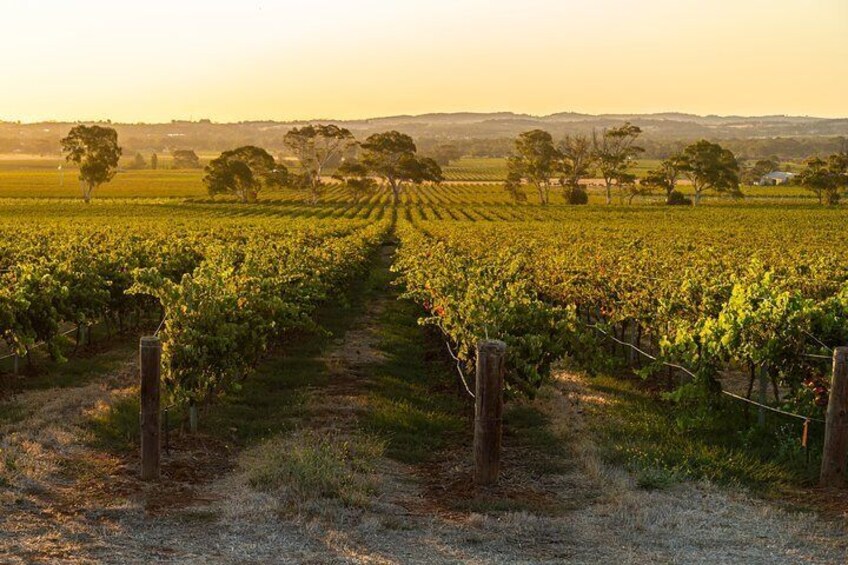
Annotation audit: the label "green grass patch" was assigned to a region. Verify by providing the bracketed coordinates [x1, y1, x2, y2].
[362, 295, 466, 464]
[503, 403, 569, 475]
[584, 375, 819, 490]
[86, 392, 140, 453]
[245, 428, 385, 509]
[0, 402, 29, 426]
[635, 467, 679, 491]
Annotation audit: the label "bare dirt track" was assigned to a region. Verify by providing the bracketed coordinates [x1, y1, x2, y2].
[1, 247, 847, 563]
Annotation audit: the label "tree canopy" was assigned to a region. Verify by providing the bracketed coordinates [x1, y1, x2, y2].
[284, 124, 355, 204]
[172, 149, 202, 169]
[60, 124, 122, 204]
[129, 152, 147, 170]
[797, 156, 843, 205]
[430, 144, 463, 167]
[203, 146, 287, 203]
[557, 134, 593, 204]
[742, 158, 780, 185]
[331, 160, 377, 203]
[359, 131, 443, 204]
[504, 129, 559, 205]
[592, 122, 643, 205]
[643, 155, 686, 204]
[678, 140, 741, 205]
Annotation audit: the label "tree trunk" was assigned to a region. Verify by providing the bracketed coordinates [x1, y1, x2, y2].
[605, 182, 612, 205]
[536, 183, 548, 206]
[388, 178, 401, 205]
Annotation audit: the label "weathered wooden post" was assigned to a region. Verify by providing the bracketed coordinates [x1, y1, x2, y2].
[474, 339, 506, 486]
[758, 363, 769, 427]
[12, 353, 18, 376]
[189, 401, 198, 434]
[140, 336, 162, 481]
[821, 347, 848, 488]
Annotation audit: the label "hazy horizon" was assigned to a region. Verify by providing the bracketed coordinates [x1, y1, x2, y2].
[2, 0, 847, 122]
[3, 109, 848, 126]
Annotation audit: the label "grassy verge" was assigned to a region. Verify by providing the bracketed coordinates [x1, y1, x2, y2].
[244, 429, 385, 511]
[583, 374, 821, 492]
[0, 332, 139, 427]
[361, 296, 466, 464]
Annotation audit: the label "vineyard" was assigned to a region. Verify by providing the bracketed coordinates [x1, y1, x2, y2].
[3, 0, 847, 557]
[2, 185, 848, 561]
[396, 206, 848, 401]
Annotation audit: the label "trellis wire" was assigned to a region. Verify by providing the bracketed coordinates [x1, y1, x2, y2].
[586, 322, 825, 424]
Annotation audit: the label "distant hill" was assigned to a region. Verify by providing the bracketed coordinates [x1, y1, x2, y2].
[322, 112, 848, 139]
[2, 112, 846, 159]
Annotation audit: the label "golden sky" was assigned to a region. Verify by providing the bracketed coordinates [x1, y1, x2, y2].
[1, 0, 846, 122]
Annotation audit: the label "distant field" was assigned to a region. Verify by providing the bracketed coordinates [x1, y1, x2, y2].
[0, 153, 207, 198]
[0, 154, 822, 202]
[0, 169, 205, 198]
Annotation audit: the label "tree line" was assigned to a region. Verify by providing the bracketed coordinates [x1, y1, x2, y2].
[59, 124, 443, 204]
[58, 123, 848, 206]
[503, 124, 848, 206]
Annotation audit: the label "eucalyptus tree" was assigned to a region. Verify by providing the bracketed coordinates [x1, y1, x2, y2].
[359, 131, 443, 204]
[591, 122, 643, 205]
[203, 146, 287, 203]
[504, 129, 559, 205]
[332, 160, 377, 203]
[797, 156, 841, 205]
[172, 149, 201, 169]
[283, 124, 355, 204]
[60, 124, 122, 204]
[557, 134, 593, 204]
[678, 140, 741, 206]
[643, 155, 686, 204]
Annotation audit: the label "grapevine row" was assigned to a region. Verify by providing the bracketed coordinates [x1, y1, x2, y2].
[395, 210, 848, 413]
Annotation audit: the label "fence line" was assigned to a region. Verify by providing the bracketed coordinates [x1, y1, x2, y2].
[585, 322, 826, 424]
[0, 311, 161, 365]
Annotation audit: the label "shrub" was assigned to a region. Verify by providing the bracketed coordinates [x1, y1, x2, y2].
[565, 186, 589, 205]
[667, 190, 692, 206]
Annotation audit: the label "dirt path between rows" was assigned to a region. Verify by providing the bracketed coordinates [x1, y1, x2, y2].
[1, 245, 847, 563]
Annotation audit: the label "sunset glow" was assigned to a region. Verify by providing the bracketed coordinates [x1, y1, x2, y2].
[1, 0, 846, 122]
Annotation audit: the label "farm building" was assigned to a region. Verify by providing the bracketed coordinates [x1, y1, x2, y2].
[757, 171, 795, 185]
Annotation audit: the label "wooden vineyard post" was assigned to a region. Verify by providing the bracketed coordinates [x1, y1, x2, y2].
[758, 363, 769, 427]
[189, 402, 198, 434]
[12, 353, 18, 376]
[821, 347, 848, 488]
[140, 336, 162, 481]
[474, 340, 506, 486]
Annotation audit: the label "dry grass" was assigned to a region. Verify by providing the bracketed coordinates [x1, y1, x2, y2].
[242, 428, 385, 513]
[0, 359, 136, 492]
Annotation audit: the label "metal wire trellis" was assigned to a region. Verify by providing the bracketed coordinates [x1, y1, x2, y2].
[586, 322, 826, 424]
